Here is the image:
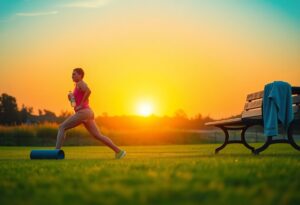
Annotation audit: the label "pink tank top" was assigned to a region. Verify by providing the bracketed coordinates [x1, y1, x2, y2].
[73, 83, 90, 112]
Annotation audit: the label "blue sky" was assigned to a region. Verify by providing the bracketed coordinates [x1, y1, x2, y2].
[0, 0, 299, 23]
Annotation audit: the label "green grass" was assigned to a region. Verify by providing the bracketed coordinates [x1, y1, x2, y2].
[0, 144, 300, 205]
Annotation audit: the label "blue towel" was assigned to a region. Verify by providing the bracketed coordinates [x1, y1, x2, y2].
[263, 81, 294, 137]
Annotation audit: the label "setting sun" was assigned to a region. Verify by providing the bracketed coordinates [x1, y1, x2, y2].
[137, 102, 154, 117]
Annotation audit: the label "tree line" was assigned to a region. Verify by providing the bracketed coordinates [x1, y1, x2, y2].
[0, 93, 72, 125]
[0, 93, 214, 130]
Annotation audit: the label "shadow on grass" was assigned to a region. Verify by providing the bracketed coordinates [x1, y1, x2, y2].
[214, 153, 300, 158]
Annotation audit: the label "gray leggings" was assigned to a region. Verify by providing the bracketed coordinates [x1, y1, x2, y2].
[55, 108, 120, 152]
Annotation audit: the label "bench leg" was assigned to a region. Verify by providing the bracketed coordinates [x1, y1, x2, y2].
[287, 121, 300, 151]
[215, 126, 229, 154]
[241, 126, 255, 153]
[253, 120, 300, 155]
[215, 125, 255, 154]
[253, 136, 272, 155]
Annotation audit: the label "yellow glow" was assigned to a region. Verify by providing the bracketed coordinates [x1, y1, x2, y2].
[1, 3, 300, 119]
[137, 101, 154, 117]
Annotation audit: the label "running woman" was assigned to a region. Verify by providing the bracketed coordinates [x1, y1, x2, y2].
[55, 68, 126, 159]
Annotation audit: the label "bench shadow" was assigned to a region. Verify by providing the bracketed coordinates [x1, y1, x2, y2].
[213, 153, 300, 158]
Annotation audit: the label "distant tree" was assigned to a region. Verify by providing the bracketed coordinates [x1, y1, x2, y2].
[57, 110, 72, 123]
[0, 93, 20, 125]
[38, 109, 43, 116]
[19, 104, 33, 123]
[173, 109, 188, 129]
[102, 112, 108, 117]
[174, 109, 187, 119]
[38, 109, 57, 123]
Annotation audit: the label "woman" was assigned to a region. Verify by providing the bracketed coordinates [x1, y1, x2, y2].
[55, 68, 126, 159]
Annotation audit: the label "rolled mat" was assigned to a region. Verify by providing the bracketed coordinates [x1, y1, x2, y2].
[30, 150, 65, 160]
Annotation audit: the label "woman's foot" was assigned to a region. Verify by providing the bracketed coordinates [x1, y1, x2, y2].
[115, 150, 126, 159]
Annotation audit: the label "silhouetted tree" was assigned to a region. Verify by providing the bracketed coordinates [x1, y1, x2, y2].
[0, 93, 20, 125]
[57, 110, 72, 123]
[173, 109, 188, 129]
[19, 104, 33, 123]
[174, 109, 188, 119]
[37, 109, 57, 123]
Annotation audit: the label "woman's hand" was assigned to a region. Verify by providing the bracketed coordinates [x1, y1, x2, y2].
[75, 104, 83, 111]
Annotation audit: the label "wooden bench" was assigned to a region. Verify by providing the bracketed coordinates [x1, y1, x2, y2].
[205, 86, 300, 155]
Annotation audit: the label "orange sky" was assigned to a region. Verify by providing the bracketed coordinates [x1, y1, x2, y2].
[1, 0, 300, 118]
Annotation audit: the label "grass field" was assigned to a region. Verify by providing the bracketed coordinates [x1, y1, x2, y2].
[0, 144, 300, 205]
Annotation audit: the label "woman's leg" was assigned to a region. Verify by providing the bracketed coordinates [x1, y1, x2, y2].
[55, 112, 86, 149]
[83, 119, 121, 153]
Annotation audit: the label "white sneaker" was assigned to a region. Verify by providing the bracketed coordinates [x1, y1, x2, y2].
[115, 150, 126, 159]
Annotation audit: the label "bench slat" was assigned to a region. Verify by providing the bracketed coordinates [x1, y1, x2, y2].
[244, 99, 262, 110]
[246, 87, 300, 102]
[246, 91, 263, 101]
[205, 117, 242, 126]
[242, 105, 299, 118]
[244, 95, 300, 110]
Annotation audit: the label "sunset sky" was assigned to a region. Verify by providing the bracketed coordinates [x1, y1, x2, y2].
[0, 0, 299, 118]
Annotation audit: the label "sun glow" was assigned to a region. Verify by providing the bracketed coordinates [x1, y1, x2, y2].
[137, 102, 154, 117]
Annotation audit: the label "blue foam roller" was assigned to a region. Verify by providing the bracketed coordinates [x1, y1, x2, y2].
[30, 150, 65, 160]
